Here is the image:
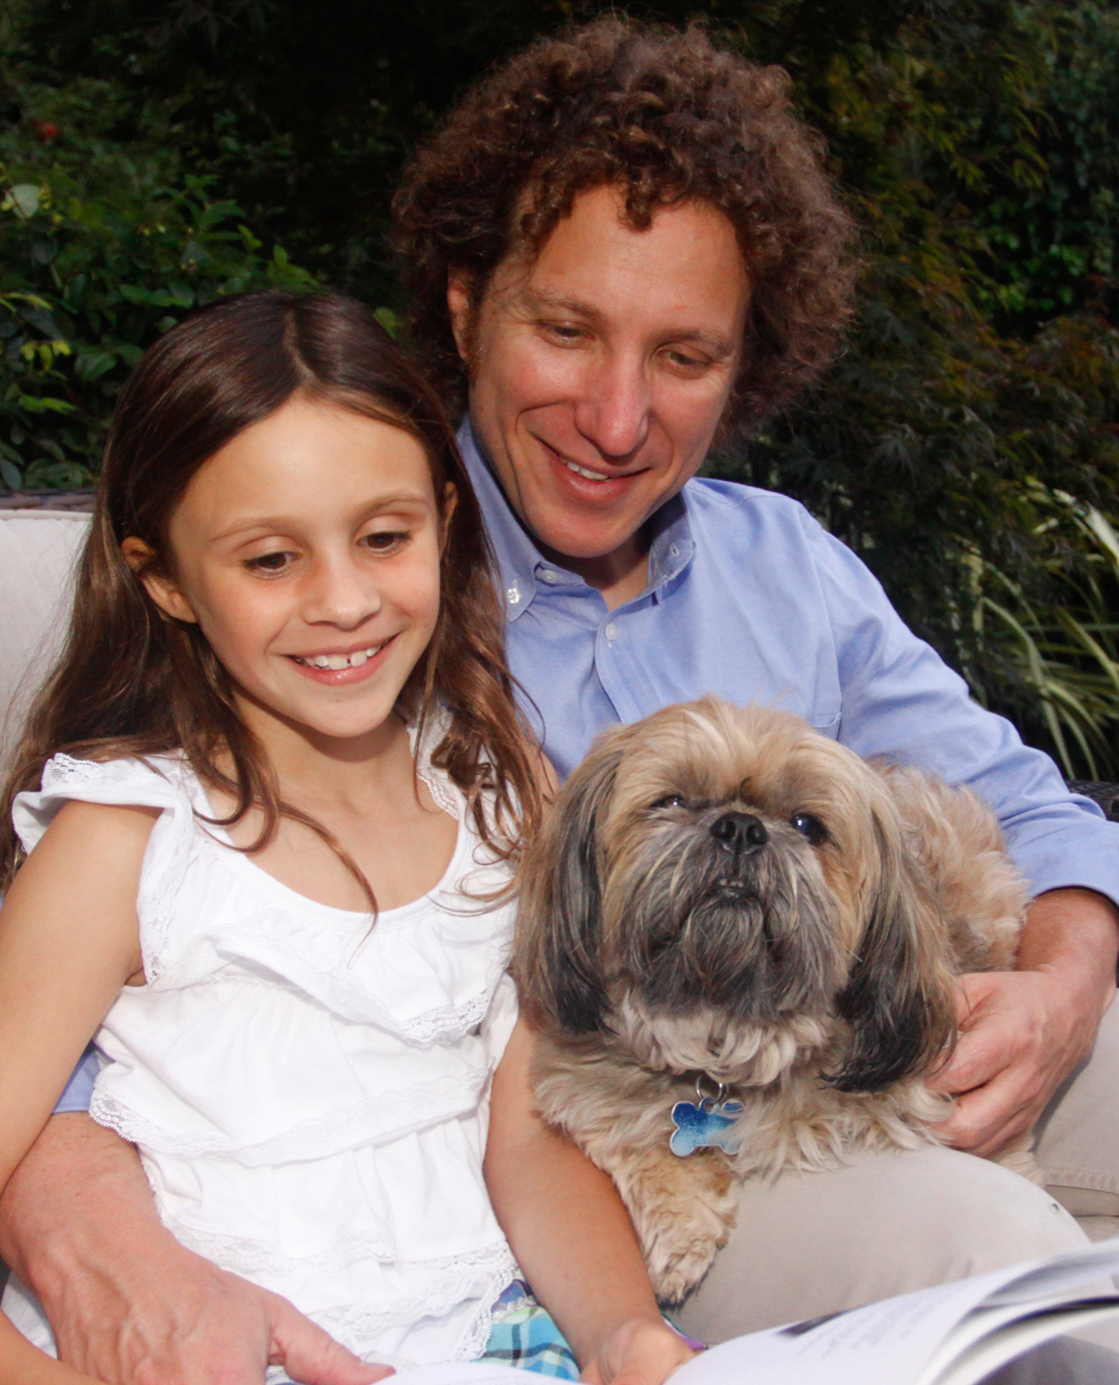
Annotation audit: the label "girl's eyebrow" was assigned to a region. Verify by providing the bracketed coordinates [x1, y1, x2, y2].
[208, 494, 434, 545]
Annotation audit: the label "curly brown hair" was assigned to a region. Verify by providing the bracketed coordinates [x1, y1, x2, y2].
[392, 17, 858, 428]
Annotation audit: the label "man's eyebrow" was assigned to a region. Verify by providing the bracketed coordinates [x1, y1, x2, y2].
[516, 288, 739, 356]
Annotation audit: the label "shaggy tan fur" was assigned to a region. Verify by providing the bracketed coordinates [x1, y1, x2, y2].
[515, 699, 1030, 1303]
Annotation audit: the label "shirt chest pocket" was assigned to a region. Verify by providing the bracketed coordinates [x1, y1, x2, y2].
[808, 708, 841, 740]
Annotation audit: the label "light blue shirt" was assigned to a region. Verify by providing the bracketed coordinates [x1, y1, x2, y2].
[459, 420, 1119, 907]
[51, 418, 1119, 1115]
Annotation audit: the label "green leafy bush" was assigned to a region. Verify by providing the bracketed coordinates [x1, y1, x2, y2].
[3, 0, 1118, 773]
[0, 62, 316, 488]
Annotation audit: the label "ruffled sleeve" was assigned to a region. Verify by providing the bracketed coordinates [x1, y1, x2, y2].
[12, 753, 197, 982]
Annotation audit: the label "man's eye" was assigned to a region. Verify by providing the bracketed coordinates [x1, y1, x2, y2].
[791, 812, 827, 844]
[651, 794, 688, 810]
[244, 551, 293, 573]
[540, 322, 585, 343]
[664, 347, 709, 372]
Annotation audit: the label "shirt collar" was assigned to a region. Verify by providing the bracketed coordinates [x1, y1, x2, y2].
[457, 418, 695, 618]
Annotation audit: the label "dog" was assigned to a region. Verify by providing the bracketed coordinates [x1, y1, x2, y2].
[514, 698, 1029, 1303]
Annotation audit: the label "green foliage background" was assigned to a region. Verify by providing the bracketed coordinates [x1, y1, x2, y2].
[1, 0, 1117, 776]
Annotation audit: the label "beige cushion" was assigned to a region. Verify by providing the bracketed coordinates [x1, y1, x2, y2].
[0, 511, 91, 773]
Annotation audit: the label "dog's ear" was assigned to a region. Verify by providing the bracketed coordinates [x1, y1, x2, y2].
[514, 734, 629, 1036]
[828, 810, 956, 1093]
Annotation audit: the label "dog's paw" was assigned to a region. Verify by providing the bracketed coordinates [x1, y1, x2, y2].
[627, 1153, 740, 1303]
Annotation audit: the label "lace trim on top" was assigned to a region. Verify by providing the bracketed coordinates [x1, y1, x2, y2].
[23, 754, 195, 985]
[409, 709, 463, 820]
[311, 1245, 517, 1365]
[93, 1067, 490, 1163]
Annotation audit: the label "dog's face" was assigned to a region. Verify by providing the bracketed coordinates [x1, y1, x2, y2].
[515, 698, 955, 1093]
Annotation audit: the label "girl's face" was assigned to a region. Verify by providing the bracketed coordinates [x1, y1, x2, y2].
[131, 394, 445, 751]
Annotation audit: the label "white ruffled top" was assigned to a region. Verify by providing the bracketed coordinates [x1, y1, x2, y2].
[12, 730, 521, 1369]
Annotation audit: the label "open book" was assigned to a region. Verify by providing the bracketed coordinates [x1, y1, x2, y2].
[388, 1237, 1119, 1385]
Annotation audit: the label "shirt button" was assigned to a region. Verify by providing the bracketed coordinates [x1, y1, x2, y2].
[506, 582, 520, 606]
[604, 622, 618, 641]
[539, 569, 558, 585]
[669, 544, 679, 558]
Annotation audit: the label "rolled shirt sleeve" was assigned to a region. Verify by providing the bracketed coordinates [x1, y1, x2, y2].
[807, 515, 1119, 906]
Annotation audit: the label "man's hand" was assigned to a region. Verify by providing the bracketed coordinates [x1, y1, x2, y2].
[580, 1318, 694, 1385]
[42, 1243, 392, 1385]
[929, 887, 1118, 1158]
[0, 1115, 390, 1385]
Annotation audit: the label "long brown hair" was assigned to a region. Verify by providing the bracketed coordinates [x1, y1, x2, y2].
[0, 291, 541, 892]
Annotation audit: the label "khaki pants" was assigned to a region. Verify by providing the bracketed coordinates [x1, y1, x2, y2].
[675, 997, 1119, 1375]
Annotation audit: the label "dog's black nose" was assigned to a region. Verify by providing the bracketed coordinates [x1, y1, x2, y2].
[710, 811, 768, 850]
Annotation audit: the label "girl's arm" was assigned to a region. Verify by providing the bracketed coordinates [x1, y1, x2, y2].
[484, 1018, 694, 1385]
[0, 799, 154, 1385]
[0, 803, 388, 1385]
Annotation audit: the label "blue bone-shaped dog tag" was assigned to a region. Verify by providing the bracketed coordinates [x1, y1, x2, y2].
[669, 1091, 744, 1157]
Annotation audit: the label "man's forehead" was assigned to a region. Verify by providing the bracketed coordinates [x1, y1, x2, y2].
[486, 187, 750, 345]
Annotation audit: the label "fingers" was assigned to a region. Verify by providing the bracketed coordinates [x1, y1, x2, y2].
[933, 1064, 1040, 1157]
[580, 1319, 694, 1385]
[269, 1292, 393, 1385]
[926, 970, 1090, 1157]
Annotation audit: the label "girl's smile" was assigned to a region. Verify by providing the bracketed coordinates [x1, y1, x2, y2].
[128, 393, 445, 750]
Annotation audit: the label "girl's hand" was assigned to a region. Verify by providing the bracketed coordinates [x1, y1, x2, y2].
[580, 1318, 695, 1385]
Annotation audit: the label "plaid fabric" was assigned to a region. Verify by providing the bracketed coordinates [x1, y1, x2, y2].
[479, 1281, 580, 1379]
[478, 1280, 705, 1378]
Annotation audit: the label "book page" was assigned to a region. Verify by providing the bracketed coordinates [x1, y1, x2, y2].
[670, 1238, 1119, 1385]
[670, 1272, 1012, 1385]
[388, 1365, 525, 1385]
[936, 1301, 1119, 1385]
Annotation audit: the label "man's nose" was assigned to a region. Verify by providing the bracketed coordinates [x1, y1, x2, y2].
[303, 554, 383, 628]
[572, 352, 651, 459]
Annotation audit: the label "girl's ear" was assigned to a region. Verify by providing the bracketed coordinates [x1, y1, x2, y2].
[440, 482, 458, 555]
[120, 537, 199, 625]
[446, 271, 474, 363]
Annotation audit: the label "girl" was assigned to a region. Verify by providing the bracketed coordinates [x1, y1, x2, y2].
[0, 292, 693, 1385]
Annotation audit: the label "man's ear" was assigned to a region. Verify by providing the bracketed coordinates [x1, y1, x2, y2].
[446, 270, 474, 362]
[120, 537, 198, 625]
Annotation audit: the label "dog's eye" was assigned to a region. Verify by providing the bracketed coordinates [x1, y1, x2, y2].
[791, 812, 827, 844]
[651, 794, 688, 811]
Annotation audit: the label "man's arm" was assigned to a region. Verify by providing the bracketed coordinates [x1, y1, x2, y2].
[800, 517, 1119, 1153]
[0, 1115, 387, 1385]
[929, 887, 1119, 1156]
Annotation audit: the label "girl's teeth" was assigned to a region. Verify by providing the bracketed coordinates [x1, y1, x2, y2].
[300, 645, 380, 670]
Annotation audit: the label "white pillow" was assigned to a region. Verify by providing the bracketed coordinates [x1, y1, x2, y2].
[0, 511, 91, 774]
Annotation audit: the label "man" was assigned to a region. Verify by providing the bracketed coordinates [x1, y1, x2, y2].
[3, 18, 1118, 1384]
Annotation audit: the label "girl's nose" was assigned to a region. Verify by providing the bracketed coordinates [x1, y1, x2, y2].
[302, 555, 383, 629]
[572, 353, 651, 460]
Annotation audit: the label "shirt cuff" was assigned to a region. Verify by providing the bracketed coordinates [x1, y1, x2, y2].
[54, 1044, 98, 1114]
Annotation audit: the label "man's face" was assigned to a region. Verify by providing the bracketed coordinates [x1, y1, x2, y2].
[448, 185, 750, 594]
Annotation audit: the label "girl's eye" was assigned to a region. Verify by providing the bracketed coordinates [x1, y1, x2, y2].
[791, 812, 826, 844]
[362, 530, 409, 553]
[651, 794, 688, 810]
[244, 551, 294, 573]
